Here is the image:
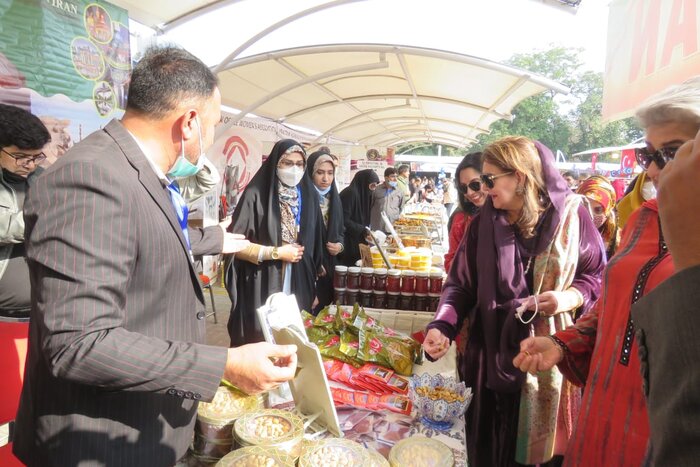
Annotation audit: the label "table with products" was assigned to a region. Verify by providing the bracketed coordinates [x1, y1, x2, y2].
[183, 304, 468, 467]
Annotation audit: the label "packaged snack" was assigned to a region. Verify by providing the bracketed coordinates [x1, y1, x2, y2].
[359, 329, 414, 376]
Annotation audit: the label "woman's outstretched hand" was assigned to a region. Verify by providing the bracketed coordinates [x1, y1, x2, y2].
[424, 328, 450, 360]
[512, 336, 564, 375]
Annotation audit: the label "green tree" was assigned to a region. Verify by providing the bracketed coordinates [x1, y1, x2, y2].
[470, 46, 582, 153]
[397, 46, 643, 158]
[568, 71, 643, 155]
[470, 46, 642, 156]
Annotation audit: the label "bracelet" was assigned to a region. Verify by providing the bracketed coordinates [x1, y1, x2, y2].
[547, 335, 568, 361]
[338, 243, 345, 253]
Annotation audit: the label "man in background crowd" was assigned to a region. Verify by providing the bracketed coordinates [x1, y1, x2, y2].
[562, 170, 578, 190]
[409, 175, 424, 203]
[0, 104, 50, 319]
[370, 166, 404, 232]
[396, 164, 411, 203]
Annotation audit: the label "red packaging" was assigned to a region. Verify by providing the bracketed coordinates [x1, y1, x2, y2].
[387, 374, 410, 395]
[378, 394, 413, 416]
[358, 363, 394, 384]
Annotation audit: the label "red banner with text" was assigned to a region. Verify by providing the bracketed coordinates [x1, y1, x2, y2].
[603, 0, 700, 121]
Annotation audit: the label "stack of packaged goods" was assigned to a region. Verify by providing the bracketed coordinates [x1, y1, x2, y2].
[301, 305, 422, 377]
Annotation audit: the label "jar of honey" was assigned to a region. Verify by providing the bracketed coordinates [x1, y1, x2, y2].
[401, 270, 415, 294]
[347, 267, 361, 290]
[429, 270, 444, 293]
[387, 269, 402, 293]
[415, 271, 430, 294]
[360, 267, 375, 290]
[333, 265, 348, 289]
[373, 268, 387, 291]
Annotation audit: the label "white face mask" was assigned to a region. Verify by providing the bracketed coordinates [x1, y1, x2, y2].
[168, 116, 206, 178]
[277, 166, 305, 187]
[641, 180, 657, 201]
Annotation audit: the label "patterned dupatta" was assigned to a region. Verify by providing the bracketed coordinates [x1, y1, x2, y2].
[515, 194, 583, 464]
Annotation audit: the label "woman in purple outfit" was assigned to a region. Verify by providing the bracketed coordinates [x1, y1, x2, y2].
[423, 136, 606, 467]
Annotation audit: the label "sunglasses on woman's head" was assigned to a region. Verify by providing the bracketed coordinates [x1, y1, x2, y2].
[634, 146, 680, 170]
[480, 172, 514, 189]
[457, 180, 482, 194]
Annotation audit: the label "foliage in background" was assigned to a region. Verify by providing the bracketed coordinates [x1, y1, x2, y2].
[396, 46, 643, 158]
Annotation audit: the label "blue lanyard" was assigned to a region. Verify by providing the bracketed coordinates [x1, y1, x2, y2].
[167, 181, 191, 251]
[292, 186, 302, 232]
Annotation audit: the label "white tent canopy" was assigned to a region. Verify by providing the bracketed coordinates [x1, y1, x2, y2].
[214, 44, 568, 148]
[110, 0, 580, 147]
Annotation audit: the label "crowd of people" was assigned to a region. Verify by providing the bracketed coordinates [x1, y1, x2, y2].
[1, 43, 699, 467]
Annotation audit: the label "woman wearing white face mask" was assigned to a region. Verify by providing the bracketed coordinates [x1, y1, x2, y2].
[226, 139, 323, 345]
[577, 175, 620, 259]
[305, 150, 345, 313]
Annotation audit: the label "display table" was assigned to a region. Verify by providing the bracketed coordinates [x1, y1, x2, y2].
[181, 306, 468, 466]
[335, 344, 467, 466]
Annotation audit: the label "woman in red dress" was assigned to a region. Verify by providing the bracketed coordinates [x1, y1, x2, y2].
[513, 77, 700, 466]
[444, 152, 486, 273]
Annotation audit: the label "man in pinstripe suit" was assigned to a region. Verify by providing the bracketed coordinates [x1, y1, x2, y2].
[13, 47, 297, 466]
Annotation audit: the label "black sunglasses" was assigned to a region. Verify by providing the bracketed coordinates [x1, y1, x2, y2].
[457, 180, 483, 194]
[634, 146, 680, 170]
[480, 172, 514, 189]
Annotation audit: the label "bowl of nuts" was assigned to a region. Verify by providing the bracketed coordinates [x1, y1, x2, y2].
[298, 438, 370, 467]
[409, 373, 472, 430]
[216, 445, 295, 466]
[233, 409, 305, 458]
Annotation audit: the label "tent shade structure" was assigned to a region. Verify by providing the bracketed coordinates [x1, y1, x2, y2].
[213, 44, 569, 148]
[109, 1, 571, 147]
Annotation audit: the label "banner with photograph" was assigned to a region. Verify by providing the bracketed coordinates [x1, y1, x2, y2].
[0, 0, 130, 163]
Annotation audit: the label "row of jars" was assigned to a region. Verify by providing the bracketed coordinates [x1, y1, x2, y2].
[334, 266, 443, 294]
[333, 288, 440, 312]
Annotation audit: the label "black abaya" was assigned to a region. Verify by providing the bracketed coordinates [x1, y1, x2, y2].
[305, 151, 345, 313]
[226, 139, 322, 345]
[337, 169, 379, 266]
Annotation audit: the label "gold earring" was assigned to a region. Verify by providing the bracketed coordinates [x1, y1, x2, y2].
[515, 186, 525, 196]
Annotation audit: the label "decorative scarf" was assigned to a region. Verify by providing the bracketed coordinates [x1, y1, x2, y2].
[617, 172, 648, 230]
[278, 181, 298, 244]
[319, 194, 330, 227]
[516, 194, 584, 464]
[577, 175, 620, 256]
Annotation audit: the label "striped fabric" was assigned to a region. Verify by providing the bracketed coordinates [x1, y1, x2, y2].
[12, 120, 228, 467]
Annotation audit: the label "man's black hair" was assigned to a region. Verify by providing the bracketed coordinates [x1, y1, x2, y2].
[0, 104, 51, 150]
[384, 167, 397, 177]
[127, 46, 218, 119]
[397, 164, 410, 175]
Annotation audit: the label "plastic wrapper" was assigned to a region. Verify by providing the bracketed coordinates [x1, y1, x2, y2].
[330, 387, 412, 416]
[359, 328, 414, 376]
[339, 329, 360, 360]
[316, 334, 359, 366]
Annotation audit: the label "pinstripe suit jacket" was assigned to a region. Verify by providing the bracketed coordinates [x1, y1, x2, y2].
[633, 265, 700, 467]
[13, 120, 229, 467]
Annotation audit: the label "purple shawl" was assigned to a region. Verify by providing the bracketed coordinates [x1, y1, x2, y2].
[475, 141, 570, 393]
